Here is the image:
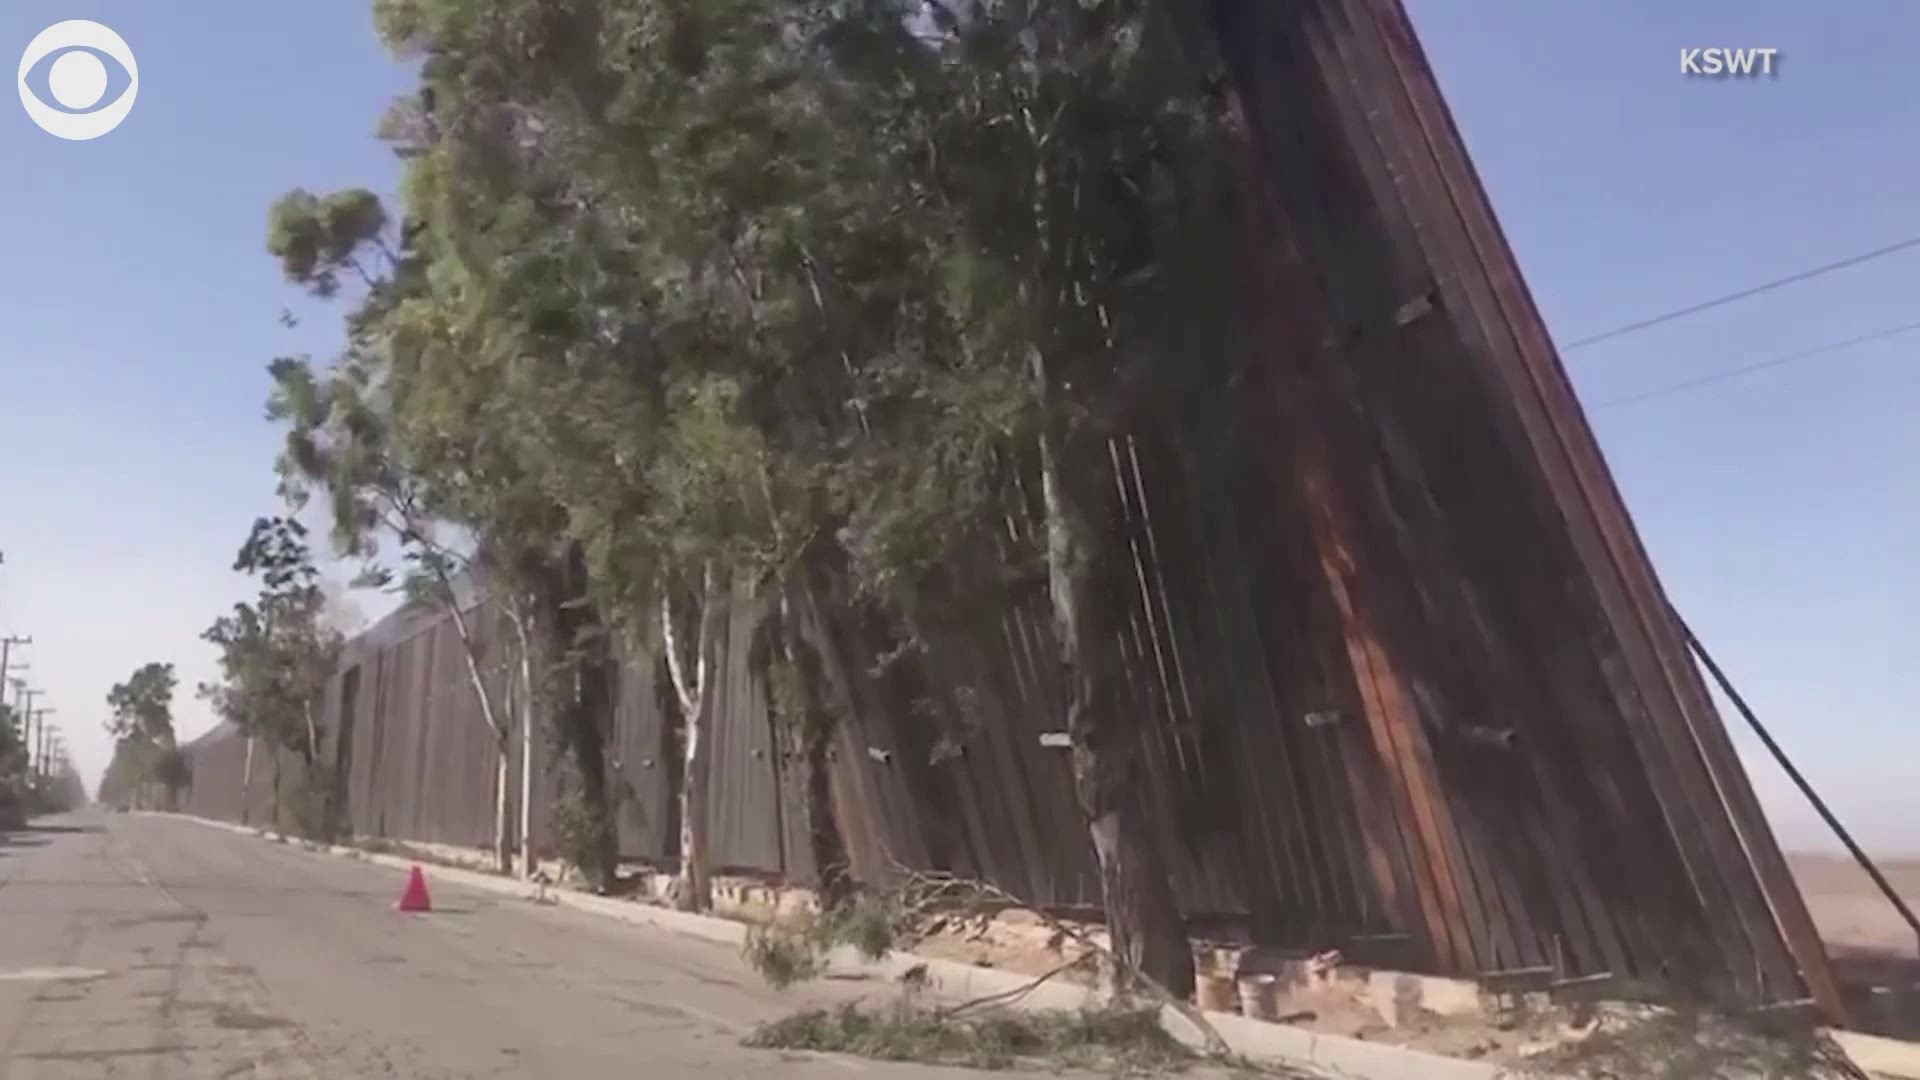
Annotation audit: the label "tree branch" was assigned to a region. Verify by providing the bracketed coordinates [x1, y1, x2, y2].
[662, 589, 697, 717]
[694, 561, 717, 700]
[938, 953, 1094, 1020]
[883, 852, 1231, 1058]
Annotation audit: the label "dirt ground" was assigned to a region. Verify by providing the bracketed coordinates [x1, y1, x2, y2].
[895, 852, 1920, 1071]
[1791, 851, 1920, 1042]
[1790, 851, 1920, 965]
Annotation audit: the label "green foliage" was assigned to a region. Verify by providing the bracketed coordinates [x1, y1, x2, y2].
[251, 0, 1239, 979]
[547, 791, 617, 884]
[201, 516, 344, 766]
[106, 662, 178, 744]
[741, 925, 827, 991]
[741, 890, 906, 989]
[267, 187, 391, 299]
[0, 704, 23, 775]
[0, 704, 28, 821]
[96, 729, 180, 808]
[102, 662, 188, 806]
[743, 1000, 1196, 1076]
[285, 763, 342, 842]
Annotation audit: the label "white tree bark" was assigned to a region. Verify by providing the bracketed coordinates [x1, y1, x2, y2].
[662, 563, 719, 912]
[438, 590, 516, 876]
[240, 735, 256, 826]
[493, 746, 512, 875]
[508, 605, 536, 881]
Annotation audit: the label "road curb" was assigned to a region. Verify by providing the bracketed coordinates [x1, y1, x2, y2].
[143, 811, 1515, 1079]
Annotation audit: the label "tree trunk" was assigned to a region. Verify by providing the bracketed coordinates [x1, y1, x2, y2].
[678, 694, 713, 911]
[550, 543, 619, 892]
[1031, 350, 1195, 1000]
[664, 565, 720, 913]
[567, 667, 619, 893]
[303, 701, 320, 770]
[779, 590, 852, 907]
[683, 714, 714, 907]
[437, 590, 513, 873]
[494, 740, 513, 875]
[507, 603, 536, 881]
[240, 735, 256, 826]
[519, 664, 534, 880]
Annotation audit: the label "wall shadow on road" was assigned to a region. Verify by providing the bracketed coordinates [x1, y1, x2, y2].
[1830, 947, 1920, 1040]
[0, 822, 105, 855]
[21, 823, 104, 835]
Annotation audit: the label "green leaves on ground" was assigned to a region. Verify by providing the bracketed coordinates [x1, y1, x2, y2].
[744, 1000, 1197, 1076]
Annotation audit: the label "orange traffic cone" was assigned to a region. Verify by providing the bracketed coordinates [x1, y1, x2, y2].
[396, 865, 432, 912]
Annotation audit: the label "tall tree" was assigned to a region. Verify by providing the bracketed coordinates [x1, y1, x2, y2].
[827, 0, 1238, 998]
[201, 516, 347, 835]
[264, 194, 525, 872]
[363, 0, 889, 911]
[266, 180, 628, 886]
[0, 702, 26, 824]
[323, 0, 1235, 984]
[107, 662, 178, 744]
[106, 662, 190, 809]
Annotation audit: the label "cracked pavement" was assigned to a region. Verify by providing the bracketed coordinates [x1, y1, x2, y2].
[0, 811, 1042, 1078]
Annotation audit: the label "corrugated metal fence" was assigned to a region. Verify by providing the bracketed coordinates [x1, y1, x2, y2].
[180, 0, 1835, 1016]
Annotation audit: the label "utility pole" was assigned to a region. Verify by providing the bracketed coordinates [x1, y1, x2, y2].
[0, 636, 29, 697]
[13, 684, 37, 734]
[14, 685, 38, 774]
[33, 708, 56, 786]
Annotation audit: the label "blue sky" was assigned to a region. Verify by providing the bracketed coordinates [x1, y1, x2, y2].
[0, 3, 1913, 856]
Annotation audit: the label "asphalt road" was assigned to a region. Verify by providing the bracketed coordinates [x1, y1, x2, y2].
[0, 810, 1051, 1079]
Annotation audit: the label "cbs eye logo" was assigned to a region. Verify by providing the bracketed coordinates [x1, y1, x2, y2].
[17, 21, 138, 141]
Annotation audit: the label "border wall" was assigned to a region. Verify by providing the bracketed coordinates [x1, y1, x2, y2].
[180, 0, 1837, 1019]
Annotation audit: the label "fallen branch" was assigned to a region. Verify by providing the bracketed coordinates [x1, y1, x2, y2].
[939, 953, 1094, 1020]
[882, 852, 1234, 1058]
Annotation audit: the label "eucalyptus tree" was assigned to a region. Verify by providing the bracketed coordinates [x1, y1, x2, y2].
[335, 0, 1236, 984]
[265, 189, 527, 872]
[201, 516, 346, 834]
[106, 661, 190, 808]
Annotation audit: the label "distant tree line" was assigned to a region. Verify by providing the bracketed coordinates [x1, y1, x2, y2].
[0, 701, 86, 824]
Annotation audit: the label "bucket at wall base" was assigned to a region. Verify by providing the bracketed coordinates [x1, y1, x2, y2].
[1195, 972, 1237, 1013]
[1238, 973, 1281, 1021]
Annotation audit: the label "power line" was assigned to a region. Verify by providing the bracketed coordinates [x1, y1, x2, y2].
[1562, 235, 1920, 352]
[1595, 318, 1920, 410]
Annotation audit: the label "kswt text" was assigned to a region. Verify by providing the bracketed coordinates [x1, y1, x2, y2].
[1681, 48, 1780, 77]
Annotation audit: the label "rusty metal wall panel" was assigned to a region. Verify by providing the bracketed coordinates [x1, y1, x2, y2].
[1202, 0, 1835, 1010]
[1357, 0, 1836, 1014]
